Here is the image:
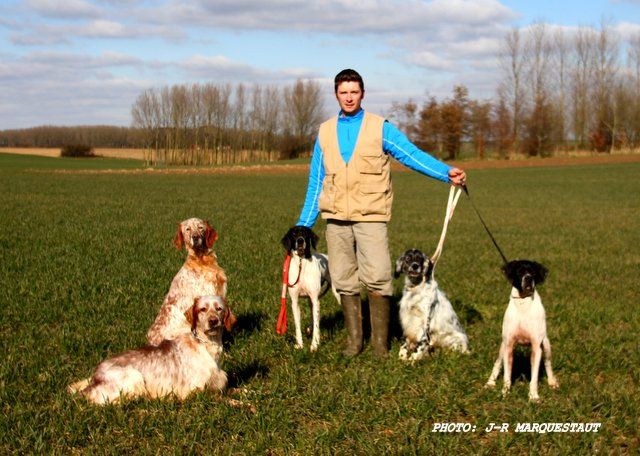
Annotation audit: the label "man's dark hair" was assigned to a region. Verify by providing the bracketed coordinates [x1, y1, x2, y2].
[334, 69, 364, 93]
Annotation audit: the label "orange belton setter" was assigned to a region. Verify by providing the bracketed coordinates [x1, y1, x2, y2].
[69, 296, 234, 404]
[147, 218, 228, 345]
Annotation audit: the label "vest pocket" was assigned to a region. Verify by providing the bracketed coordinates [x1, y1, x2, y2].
[318, 175, 337, 214]
[359, 182, 389, 215]
[359, 154, 383, 174]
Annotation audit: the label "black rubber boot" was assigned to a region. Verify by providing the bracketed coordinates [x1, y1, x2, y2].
[369, 292, 390, 358]
[341, 294, 363, 357]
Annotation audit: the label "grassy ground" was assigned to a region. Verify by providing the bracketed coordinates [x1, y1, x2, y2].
[0, 154, 638, 454]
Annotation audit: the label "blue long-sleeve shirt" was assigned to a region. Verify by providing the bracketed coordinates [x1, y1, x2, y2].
[296, 109, 452, 227]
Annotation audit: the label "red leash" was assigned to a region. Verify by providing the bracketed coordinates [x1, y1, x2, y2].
[276, 253, 302, 335]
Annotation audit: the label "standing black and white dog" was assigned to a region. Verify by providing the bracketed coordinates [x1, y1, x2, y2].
[485, 260, 559, 401]
[281, 226, 339, 351]
[394, 249, 469, 361]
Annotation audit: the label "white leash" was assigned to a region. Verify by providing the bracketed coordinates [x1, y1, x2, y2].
[430, 185, 462, 272]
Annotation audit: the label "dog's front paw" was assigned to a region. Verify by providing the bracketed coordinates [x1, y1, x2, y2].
[294, 342, 304, 350]
[310, 343, 319, 352]
[548, 378, 559, 389]
[209, 369, 228, 391]
[485, 380, 496, 389]
[528, 392, 540, 402]
[501, 384, 511, 396]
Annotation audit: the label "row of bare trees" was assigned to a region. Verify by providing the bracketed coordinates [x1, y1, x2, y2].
[130, 80, 325, 165]
[390, 22, 640, 158]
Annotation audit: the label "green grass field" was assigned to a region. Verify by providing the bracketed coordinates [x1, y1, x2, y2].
[1, 153, 638, 454]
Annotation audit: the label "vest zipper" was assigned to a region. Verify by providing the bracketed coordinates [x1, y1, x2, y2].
[345, 162, 349, 218]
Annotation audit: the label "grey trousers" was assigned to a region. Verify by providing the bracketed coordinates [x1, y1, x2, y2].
[325, 220, 393, 296]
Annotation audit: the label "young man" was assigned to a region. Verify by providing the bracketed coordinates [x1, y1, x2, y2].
[293, 69, 466, 357]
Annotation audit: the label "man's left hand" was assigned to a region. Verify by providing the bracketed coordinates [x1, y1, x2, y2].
[448, 168, 466, 186]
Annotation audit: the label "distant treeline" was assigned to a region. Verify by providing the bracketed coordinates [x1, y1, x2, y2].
[0, 125, 144, 148]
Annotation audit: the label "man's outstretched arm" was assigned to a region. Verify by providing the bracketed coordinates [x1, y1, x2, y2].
[382, 121, 465, 185]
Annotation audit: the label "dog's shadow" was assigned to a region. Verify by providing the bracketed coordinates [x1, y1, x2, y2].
[222, 310, 266, 351]
[450, 299, 483, 326]
[509, 346, 553, 384]
[232, 310, 266, 335]
[227, 360, 270, 389]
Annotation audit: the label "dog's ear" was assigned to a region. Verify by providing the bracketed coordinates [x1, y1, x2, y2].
[501, 261, 517, 284]
[281, 228, 293, 252]
[394, 253, 406, 278]
[223, 303, 237, 332]
[309, 228, 319, 251]
[533, 262, 548, 286]
[304, 231, 313, 259]
[185, 297, 200, 333]
[501, 260, 519, 286]
[281, 234, 292, 252]
[173, 223, 185, 250]
[204, 220, 218, 250]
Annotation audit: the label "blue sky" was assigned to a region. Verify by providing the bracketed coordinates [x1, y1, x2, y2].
[1, 0, 639, 129]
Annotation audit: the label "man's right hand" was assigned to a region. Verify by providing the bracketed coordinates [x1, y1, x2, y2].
[448, 168, 466, 186]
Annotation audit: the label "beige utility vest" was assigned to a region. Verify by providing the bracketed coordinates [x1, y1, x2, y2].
[317, 112, 393, 222]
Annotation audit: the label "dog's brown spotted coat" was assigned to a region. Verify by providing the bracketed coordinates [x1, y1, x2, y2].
[69, 296, 233, 404]
[147, 218, 228, 345]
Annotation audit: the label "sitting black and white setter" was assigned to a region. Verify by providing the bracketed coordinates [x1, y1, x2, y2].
[281, 226, 339, 351]
[485, 260, 559, 401]
[394, 248, 469, 361]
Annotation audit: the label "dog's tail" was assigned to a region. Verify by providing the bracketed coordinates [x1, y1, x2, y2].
[319, 279, 331, 299]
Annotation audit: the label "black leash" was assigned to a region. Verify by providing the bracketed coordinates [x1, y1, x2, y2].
[461, 184, 509, 265]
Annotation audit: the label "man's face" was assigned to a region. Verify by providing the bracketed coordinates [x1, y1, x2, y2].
[335, 81, 364, 116]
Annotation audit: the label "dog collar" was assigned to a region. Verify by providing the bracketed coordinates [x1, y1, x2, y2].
[511, 292, 533, 300]
[191, 329, 207, 344]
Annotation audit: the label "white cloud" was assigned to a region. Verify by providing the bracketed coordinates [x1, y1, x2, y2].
[0, 50, 323, 128]
[82, 19, 127, 37]
[26, 0, 102, 19]
[181, 55, 319, 83]
[139, 0, 517, 35]
[10, 19, 187, 45]
[406, 51, 456, 71]
[616, 22, 640, 39]
[0, 17, 21, 30]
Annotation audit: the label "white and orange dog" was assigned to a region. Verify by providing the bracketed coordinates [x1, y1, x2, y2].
[147, 218, 227, 345]
[486, 260, 559, 401]
[69, 295, 235, 405]
[281, 226, 339, 351]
